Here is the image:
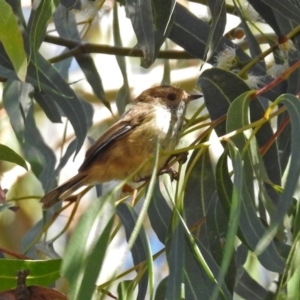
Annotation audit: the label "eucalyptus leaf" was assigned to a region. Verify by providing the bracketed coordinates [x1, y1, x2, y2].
[124, 0, 155, 67]
[61, 191, 116, 300]
[0, 144, 27, 170]
[148, 182, 172, 244]
[165, 216, 185, 300]
[117, 203, 151, 300]
[0, 259, 61, 291]
[0, 0, 27, 81]
[205, 0, 227, 60]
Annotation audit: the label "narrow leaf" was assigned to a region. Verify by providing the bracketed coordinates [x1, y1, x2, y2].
[0, 259, 61, 291]
[61, 192, 115, 300]
[165, 218, 185, 300]
[0, 0, 27, 81]
[205, 0, 227, 60]
[0, 144, 27, 170]
[124, 0, 155, 67]
[117, 203, 152, 300]
[260, 0, 300, 24]
[258, 94, 300, 251]
[148, 182, 172, 244]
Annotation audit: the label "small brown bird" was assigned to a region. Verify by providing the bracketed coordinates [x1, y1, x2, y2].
[40, 85, 199, 209]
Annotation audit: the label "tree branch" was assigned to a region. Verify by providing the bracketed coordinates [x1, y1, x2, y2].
[44, 34, 196, 63]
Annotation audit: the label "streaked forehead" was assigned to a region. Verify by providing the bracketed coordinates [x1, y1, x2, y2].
[146, 85, 181, 95]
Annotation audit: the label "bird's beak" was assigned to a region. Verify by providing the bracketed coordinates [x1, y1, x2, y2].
[188, 94, 202, 101]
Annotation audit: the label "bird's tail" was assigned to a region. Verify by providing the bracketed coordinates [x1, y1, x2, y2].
[40, 173, 87, 209]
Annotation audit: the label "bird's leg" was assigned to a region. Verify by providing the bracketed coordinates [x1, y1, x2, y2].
[157, 167, 179, 181]
[135, 166, 179, 182]
[135, 152, 189, 183]
[164, 151, 189, 167]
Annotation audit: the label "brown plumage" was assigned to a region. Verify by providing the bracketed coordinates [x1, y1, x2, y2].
[40, 85, 199, 209]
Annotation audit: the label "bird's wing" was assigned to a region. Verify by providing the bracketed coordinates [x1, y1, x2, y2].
[79, 109, 147, 172]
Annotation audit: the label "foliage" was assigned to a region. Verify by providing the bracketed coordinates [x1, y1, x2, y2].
[1, 0, 300, 299]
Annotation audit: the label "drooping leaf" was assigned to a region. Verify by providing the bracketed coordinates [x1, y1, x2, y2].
[184, 241, 232, 300]
[235, 268, 274, 300]
[117, 280, 136, 300]
[48, 139, 78, 191]
[205, 0, 227, 60]
[32, 89, 62, 123]
[27, 0, 56, 52]
[0, 144, 27, 170]
[259, 0, 300, 25]
[206, 193, 236, 293]
[148, 182, 172, 244]
[199, 68, 281, 206]
[0, 0, 27, 81]
[210, 143, 241, 300]
[0, 259, 61, 291]
[236, 6, 266, 72]
[2, 80, 26, 140]
[124, 0, 155, 67]
[23, 104, 56, 190]
[247, 0, 282, 35]
[53, 5, 110, 110]
[154, 277, 168, 300]
[165, 215, 185, 300]
[117, 203, 152, 300]
[113, 4, 131, 115]
[151, 0, 176, 60]
[61, 191, 115, 300]
[198, 68, 250, 136]
[0, 48, 89, 154]
[258, 94, 300, 251]
[225, 91, 285, 272]
[184, 147, 216, 229]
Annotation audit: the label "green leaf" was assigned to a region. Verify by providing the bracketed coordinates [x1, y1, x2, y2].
[113, 4, 131, 115]
[27, 0, 56, 51]
[61, 192, 115, 300]
[32, 90, 62, 123]
[0, 259, 61, 291]
[23, 104, 56, 189]
[211, 143, 242, 300]
[165, 216, 185, 300]
[117, 203, 153, 300]
[225, 91, 285, 272]
[206, 194, 236, 293]
[117, 280, 136, 300]
[53, 6, 110, 111]
[287, 238, 300, 299]
[124, 0, 155, 67]
[236, 6, 266, 72]
[154, 277, 168, 300]
[198, 68, 250, 136]
[0, 144, 27, 170]
[184, 241, 231, 300]
[258, 94, 300, 252]
[148, 182, 172, 244]
[152, 0, 175, 62]
[0, 0, 27, 81]
[0, 49, 89, 155]
[235, 268, 273, 300]
[205, 0, 226, 60]
[247, 0, 281, 35]
[184, 147, 216, 228]
[2, 80, 26, 141]
[259, 0, 300, 24]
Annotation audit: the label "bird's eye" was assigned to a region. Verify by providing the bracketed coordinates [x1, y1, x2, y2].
[167, 93, 176, 101]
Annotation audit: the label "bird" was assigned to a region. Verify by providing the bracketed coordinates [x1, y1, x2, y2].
[40, 85, 199, 209]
